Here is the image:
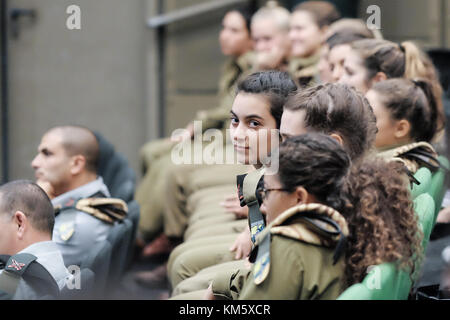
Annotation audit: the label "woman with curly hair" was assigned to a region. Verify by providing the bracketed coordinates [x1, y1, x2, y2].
[205, 133, 422, 299]
[344, 159, 423, 286]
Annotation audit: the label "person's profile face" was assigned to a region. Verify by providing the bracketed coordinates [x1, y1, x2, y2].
[318, 45, 333, 83]
[366, 89, 408, 149]
[328, 44, 352, 83]
[259, 173, 297, 225]
[30, 130, 73, 195]
[339, 50, 370, 94]
[280, 109, 309, 142]
[219, 11, 252, 57]
[251, 18, 289, 54]
[289, 10, 323, 58]
[230, 92, 278, 167]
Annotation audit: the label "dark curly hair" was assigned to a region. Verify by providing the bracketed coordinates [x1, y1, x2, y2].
[344, 159, 423, 286]
[278, 133, 423, 287]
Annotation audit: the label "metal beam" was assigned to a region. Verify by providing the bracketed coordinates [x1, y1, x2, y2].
[147, 0, 248, 28]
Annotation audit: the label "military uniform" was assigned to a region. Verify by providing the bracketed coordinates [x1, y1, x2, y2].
[288, 54, 320, 88]
[167, 169, 264, 291]
[136, 52, 254, 241]
[172, 259, 246, 298]
[377, 141, 439, 174]
[52, 177, 112, 267]
[0, 241, 73, 300]
[211, 203, 348, 300]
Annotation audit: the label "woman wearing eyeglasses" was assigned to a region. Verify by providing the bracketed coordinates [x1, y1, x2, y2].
[205, 132, 422, 300]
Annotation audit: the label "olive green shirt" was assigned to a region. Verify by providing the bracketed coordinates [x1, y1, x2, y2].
[195, 51, 254, 132]
[288, 54, 320, 88]
[212, 203, 348, 300]
[212, 234, 345, 300]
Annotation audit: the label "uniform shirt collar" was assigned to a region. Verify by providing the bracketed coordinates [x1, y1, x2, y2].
[51, 176, 110, 207]
[19, 241, 72, 290]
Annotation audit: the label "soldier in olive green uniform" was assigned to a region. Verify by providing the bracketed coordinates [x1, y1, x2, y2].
[365, 78, 443, 177]
[378, 142, 440, 175]
[211, 204, 348, 300]
[135, 9, 254, 244]
[168, 82, 378, 295]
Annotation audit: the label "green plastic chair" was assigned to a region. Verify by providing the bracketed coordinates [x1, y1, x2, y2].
[410, 167, 432, 199]
[429, 156, 449, 225]
[337, 193, 435, 300]
[337, 263, 412, 300]
[414, 193, 436, 251]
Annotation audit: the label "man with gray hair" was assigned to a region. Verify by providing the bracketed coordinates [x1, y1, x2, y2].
[0, 180, 72, 299]
[31, 125, 112, 267]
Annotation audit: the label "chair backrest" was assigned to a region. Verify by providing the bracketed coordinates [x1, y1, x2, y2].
[80, 241, 112, 299]
[106, 219, 133, 289]
[125, 200, 140, 269]
[94, 131, 136, 203]
[337, 262, 412, 300]
[59, 268, 95, 300]
[411, 167, 432, 199]
[429, 156, 450, 225]
[414, 193, 436, 251]
[337, 193, 435, 300]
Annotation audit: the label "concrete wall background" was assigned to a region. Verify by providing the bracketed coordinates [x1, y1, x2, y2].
[6, 0, 147, 180]
[1, 0, 449, 184]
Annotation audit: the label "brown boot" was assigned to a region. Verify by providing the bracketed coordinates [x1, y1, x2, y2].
[141, 233, 178, 258]
[134, 263, 168, 288]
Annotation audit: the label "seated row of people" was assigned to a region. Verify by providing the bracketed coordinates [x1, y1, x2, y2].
[1, 126, 134, 299]
[168, 70, 443, 299]
[134, 1, 448, 300]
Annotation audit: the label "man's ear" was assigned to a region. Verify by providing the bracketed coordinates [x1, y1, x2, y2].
[394, 119, 411, 140]
[70, 155, 86, 175]
[329, 133, 344, 146]
[13, 211, 27, 240]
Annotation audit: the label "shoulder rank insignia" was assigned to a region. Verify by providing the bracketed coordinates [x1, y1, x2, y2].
[59, 222, 75, 241]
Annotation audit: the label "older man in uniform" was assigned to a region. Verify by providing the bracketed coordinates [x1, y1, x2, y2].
[31, 125, 112, 267]
[0, 180, 72, 299]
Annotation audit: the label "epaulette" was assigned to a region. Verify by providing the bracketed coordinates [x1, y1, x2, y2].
[0, 253, 59, 300]
[379, 142, 441, 173]
[55, 197, 128, 225]
[249, 204, 348, 285]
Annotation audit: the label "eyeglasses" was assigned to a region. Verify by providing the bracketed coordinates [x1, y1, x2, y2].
[257, 187, 289, 200]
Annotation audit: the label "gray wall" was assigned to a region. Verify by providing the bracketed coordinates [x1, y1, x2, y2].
[7, 0, 147, 180]
[2, 0, 450, 184]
